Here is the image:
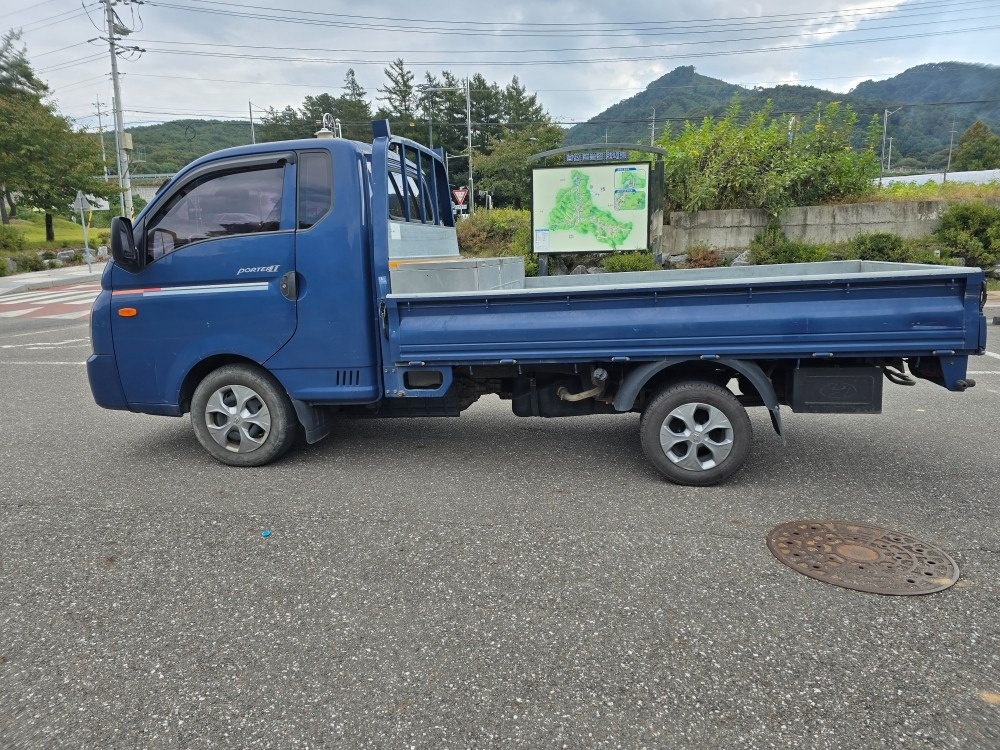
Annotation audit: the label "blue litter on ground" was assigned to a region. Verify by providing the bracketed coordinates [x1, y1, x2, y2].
[261, 530, 271, 538]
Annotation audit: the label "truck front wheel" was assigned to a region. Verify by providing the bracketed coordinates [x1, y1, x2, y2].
[640, 381, 752, 486]
[191, 364, 298, 467]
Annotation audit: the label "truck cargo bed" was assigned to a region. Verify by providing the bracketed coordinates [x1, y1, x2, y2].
[386, 260, 986, 365]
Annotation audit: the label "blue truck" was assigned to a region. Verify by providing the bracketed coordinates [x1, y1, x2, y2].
[88, 122, 988, 485]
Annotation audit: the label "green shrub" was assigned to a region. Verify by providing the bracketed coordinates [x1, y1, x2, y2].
[456, 208, 536, 276]
[602, 252, 659, 273]
[848, 232, 909, 262]
[683, 245, 723, 268]
[748, 223, 829, 265]
[13, 252, 44, 272]
[936, 201, 1000, 270]
[0, 223, 26, 253]
[41, 250, 56, 260]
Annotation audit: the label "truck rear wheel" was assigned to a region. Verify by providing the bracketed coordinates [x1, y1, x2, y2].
[191, 364, 298, 467]
[640, 381, 752, 486]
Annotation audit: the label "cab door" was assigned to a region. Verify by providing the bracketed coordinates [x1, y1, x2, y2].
[110, 154, 297, 410]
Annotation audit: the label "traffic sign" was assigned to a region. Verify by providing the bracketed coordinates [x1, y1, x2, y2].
[452, 188, 468, 206]
[71, 191, 92, 211]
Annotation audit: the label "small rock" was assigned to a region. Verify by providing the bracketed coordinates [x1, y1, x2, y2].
[56, 249, 75, 262]
[3, 257, 15, 274]
[570, 264, 588, 275]
[731, 249, 753, 266]
[44, 259, 64, 268]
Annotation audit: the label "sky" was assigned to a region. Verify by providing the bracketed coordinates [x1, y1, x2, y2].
[3, 0, 999, 142]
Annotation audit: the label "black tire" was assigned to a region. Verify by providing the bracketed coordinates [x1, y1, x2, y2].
[639, 381, 752, 486]
[190, 364, 298, 467]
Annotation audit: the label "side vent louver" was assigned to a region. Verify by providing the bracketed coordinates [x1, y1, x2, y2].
[335, 369, 361, 387]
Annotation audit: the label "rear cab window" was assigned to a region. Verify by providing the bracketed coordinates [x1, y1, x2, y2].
[297, 151, 333, 230]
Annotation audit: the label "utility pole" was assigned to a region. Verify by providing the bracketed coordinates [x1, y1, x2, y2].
[465, 78, 474, 216]
[104, 0, 133, 218]
[944, 118, 957, 183]
[887, 137, 894, 173]
[879, 106, 902, 188]
[650, 108, 656, 146]
[249, 101, 255, 144]
[94, 97, 109, 182]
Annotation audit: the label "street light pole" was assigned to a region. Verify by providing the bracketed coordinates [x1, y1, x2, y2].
[879, 107, 902, 187]
[420, 81, 475, 215]
[465, 78, 474, 216]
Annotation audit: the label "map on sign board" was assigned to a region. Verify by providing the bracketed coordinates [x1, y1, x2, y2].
[532, 163, 649, 253]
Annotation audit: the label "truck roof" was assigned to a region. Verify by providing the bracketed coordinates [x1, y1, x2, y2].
[181, 137, 373, 174]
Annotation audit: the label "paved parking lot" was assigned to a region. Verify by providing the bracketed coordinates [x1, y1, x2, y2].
[1, 314, 999, 749]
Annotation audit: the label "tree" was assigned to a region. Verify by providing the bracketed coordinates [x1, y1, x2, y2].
[0, 30, 49, 224]
[502, 76, 546, 127]
[17, 112, 116, 240]
[0, 30, 46, 96]
[0, 29, 115, 236]
[657, 98, 878, 214]
[376, 58, 416, 120]
[952, 120, 1000, 171]
[258, 105, 309, 142]
[338, 69, 373, 141]
[476, 124, 564, 209]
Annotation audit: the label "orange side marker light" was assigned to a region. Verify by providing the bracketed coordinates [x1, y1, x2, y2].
[118, 307, 138, 317]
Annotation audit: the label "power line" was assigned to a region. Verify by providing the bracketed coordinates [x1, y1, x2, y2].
[123, 23, 1000, 67]
[0, 0, 65, 21]
[119, 69, 921, 95]
[152, 0, 990, 33]
[16, 6, 97, 35]
[129, 10, 1000, 57]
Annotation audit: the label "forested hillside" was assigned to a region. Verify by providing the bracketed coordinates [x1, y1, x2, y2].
[126, 62, 1000, 174]
[128, 119, 253, 173]
[566, 62, 1000, 169]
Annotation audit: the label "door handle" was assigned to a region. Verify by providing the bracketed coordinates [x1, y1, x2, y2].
[279, 271, 297, 301]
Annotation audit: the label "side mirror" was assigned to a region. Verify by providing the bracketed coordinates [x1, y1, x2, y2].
[110, 216, 144, 273]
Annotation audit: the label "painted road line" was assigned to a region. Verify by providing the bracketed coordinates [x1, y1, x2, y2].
[0, 308, 42, 317]
[0, 287, 100, 304]
[0, 324, 89, 340]
[984, 351, 1000, 360]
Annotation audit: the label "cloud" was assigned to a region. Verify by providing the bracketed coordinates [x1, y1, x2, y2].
[9, 0, 997, 135]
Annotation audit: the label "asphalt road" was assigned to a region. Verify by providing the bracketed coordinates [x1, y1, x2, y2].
[1, 315, 999, 749]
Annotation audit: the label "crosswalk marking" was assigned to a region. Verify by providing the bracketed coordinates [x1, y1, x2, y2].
[0, 285, 100, 320]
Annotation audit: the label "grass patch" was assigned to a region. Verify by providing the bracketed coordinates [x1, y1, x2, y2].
[6, 213, 91, 250]
[837, 181, 1000, 204]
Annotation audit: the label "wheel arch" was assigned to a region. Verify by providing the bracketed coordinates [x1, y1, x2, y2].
[614, 358, 784, 441]
[178, 354, 263, 414]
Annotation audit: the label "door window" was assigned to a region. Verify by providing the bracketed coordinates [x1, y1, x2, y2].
[145, 165, 284, 262]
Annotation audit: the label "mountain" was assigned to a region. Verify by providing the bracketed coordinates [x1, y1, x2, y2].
[564, 62, 1000, 169]
[127, 119, 254, 174]
[564, 66, 740, 146]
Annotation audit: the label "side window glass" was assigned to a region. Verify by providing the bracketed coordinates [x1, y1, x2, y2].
[297, 151, 333, 230]
[146, 165, 284, 262]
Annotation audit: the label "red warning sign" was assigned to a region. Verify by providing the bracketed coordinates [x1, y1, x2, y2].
[452, 188, 468, 206]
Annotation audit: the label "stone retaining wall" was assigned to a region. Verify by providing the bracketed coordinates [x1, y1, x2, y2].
[661, 198, 1000, 255]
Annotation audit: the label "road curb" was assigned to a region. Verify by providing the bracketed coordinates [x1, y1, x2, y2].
[0, 268, 106, 297]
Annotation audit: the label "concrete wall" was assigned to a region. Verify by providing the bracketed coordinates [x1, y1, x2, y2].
[661, 198, 1000, 255]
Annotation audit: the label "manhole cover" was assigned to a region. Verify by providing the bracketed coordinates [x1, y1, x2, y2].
[766, 521, 959, 595]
